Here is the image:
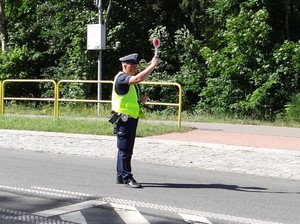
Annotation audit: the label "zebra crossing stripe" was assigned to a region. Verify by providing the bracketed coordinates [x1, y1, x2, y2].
[0, 185, 88, 200]
[0, 207, 78, 224]
[60, 211, 88, 224]
[33, 200, 107, 217]
[179, 213, 212, 224]
[111, 203, 150, 224]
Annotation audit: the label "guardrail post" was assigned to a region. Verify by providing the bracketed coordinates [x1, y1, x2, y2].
[54, 81, 59, 118]
[56, 80, 61, 117]
[1, 80, 5, 115]
[177, 83, 182, 127]
[0, 80, 2, 115]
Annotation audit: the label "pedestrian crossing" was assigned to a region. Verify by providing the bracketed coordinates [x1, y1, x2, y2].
[0, 185, 285, 224]
[1, 201, 213, 224]
[0, 185, 213, 223]
[32, 200, 213, 224]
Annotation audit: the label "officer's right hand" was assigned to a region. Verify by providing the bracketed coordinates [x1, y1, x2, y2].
[151, 56, 160, 67]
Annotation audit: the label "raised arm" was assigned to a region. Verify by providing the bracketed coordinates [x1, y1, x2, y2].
[128, 56, 159, 84]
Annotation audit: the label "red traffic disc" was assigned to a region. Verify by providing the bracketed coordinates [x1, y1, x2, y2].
[153, 37, 160, 48]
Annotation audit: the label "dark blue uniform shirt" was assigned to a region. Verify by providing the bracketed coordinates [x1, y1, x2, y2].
[115, 73, 130, 95]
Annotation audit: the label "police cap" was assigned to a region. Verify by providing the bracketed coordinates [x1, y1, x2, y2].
[119, 53, 139, 64]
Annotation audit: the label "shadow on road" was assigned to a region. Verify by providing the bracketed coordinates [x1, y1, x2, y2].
[140, 182, 300, 194]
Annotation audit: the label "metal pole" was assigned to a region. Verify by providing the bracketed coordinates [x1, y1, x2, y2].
[97, 50, 102, 115]
[97, 0, 102, 115]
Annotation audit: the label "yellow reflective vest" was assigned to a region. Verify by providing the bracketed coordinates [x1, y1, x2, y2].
[111, 73, 145, 119]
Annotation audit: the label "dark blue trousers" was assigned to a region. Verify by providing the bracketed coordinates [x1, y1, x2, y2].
[114, 118, 138, 180]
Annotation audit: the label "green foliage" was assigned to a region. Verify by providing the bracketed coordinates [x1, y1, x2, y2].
[266, 40, 300, 117]
[138, 26, 179, 111]
[1, 0, 300, 123]
[173, 26, 206, 109]
[0, 45, 33, 79]
[199, 4, 275, 119]
[2, 0, 97, 99]
[284, 94, 300, 122]
[198, 1, 300, 120]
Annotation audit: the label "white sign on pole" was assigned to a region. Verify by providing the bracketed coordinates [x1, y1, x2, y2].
[87, 24, 106, 50]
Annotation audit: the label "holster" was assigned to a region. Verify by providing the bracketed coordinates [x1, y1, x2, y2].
[108, 112, 121, 124]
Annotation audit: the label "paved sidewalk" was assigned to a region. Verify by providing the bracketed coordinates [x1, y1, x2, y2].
[0, 124, 300, 181]
[150, 122, 300, 151]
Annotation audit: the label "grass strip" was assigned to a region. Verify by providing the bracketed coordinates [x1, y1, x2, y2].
[0, 116, 192, 137]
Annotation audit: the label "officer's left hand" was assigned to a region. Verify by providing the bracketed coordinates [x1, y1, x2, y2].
[140, 95, 148, 104]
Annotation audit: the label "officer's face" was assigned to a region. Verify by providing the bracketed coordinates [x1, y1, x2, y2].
[124, 63, 137, 75]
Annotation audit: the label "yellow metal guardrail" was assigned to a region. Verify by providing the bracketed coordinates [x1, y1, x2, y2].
[141, 81, 182, 127]
[56, 80, 114, 117]
[1, 79, 182, 127]
[1, 79, 57, 116]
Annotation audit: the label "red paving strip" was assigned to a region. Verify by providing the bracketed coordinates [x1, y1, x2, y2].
[148, 129, 300, 151]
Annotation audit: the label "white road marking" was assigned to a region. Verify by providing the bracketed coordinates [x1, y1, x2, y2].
[31, 186, 91, 197]
[61, 211, 88, 224]
[33, 200, 107, 217]
[102, 197, 284, 224]
[0, 185, 284, 224]
[0, 184, 87, 200]
[179, 213, 213, 224]
[111, 203, 150, 224]
[0, 207, 77, 224]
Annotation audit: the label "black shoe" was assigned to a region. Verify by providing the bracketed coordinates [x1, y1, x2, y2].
[116, 177, 123, 184]
[124, 178, 142, 188]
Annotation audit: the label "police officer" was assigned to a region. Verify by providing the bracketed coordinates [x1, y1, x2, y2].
[111, 53, 159, 188]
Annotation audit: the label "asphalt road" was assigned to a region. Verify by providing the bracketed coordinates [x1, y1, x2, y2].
[1, 148, 299, 224]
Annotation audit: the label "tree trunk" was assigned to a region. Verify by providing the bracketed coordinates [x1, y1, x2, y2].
[0, 0, 7, 52]
[285, 0, 291, 40]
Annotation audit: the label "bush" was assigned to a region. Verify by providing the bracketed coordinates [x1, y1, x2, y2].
[284, 94, 300, 122]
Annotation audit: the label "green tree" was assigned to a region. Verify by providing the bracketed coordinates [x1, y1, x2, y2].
[0, 0, 8, 52]
[200, 2, 273, 118]
[104, 0, 187, 79]
[1, 0, 97, 98]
